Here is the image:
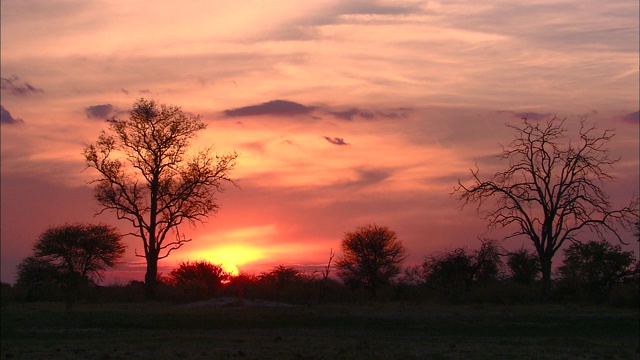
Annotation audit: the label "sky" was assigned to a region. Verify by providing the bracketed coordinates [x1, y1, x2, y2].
[1, 0, 638, 285]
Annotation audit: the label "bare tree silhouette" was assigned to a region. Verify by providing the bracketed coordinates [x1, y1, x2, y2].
[454, 117, 638, 298]
[83, 98, 237, 299]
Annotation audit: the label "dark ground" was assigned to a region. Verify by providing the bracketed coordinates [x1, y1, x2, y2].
[1, 300, 638, 359]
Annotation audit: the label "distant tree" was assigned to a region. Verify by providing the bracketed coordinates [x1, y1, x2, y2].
[169, 260, 229, 300]
[16, 223, 124, 305]
[336, 224, 408, 296]
[506, 248, 540, 285]
[473, 238, 504, 282]
[422, 248, 475, 292]
[259, 265, 305, 285]
[558, 240, 638, 289]
[83, 98, 237, 299]
[422, 239, 503, 294]
[455, 117, 638, 298]
[321, 248, 335, 280]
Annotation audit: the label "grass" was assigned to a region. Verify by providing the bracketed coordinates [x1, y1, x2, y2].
[1, 301, 638, 359]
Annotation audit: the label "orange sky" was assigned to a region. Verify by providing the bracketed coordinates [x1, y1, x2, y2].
[1, 1, 638, 284]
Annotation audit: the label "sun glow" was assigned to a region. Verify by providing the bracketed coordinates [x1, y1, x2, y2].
[222, 263, 240, 277]
[189, 245, 266, 274]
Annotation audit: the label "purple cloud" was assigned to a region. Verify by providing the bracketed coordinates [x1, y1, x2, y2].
[1, 76, 44, 96]
[621, 111, 639, 124]
[330, 108, 375, 121]
[329, 108, 407, 121]
[324, 136, 349, 146]
[1, 105, 24, 124]
[85, 104, 115, 119]
[224, 100, 317, 117]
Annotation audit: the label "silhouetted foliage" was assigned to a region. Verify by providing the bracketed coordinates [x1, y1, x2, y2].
[256, 265, 307, 302]
[455, 117, 639, 298]
[15, 223, 124, 306]
[473, 239, 504, 282]
[16, 256, 62, 287]
[419, 239, 504, 302]
[169, 260, 229, 301]
[15, 256, 64, 301]
[336, 224, 408, 296]
[556, 240, 638, 303]
[16, 223, 124, 284]
[259, 265, 305, 286]
[84, 98, 237, 299]
[506, 248, 540, 285]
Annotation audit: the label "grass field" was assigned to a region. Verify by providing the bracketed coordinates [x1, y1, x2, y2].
[1, 300, 638, 359]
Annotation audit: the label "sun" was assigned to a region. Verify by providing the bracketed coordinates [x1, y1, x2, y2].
[222, 263, 240, 277]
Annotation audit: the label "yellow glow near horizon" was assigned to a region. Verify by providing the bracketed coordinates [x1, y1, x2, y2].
[222, 263, 240, 277]
[189, 245, 266, 272]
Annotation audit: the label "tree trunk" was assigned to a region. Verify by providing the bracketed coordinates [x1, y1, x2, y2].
[540, 255, 553, 301]
[144, 256, 158, 300]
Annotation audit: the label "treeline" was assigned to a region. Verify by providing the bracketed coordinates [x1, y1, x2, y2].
[3, 239, 637, 308]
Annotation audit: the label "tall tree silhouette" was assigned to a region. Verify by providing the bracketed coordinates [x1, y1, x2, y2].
[84, 98, 237, 299]
[455, 117, 638, 298]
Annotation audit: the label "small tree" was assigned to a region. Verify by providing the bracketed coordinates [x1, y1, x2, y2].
[31, 223, 124, 282]
[16, 256, 62, 287]
[336, 224, 407, 296]
[84, 98, 237, 299]
[558, 240, 637, 290]
[16, 223, 124, 305]
[422, 248, 475, 293]
[506, 248, 540, 285]
[455, 117, 638, 298]
[422, 239, 503, 294]
[169, 260, 229, 301]
[473, 238, 504, 282]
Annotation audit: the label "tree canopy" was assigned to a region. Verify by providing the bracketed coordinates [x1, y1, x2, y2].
[16, 222, 124, 304]
[336, 224, 407, 296]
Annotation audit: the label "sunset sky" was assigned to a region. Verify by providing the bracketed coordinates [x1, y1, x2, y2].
[1, 0, 638, 285]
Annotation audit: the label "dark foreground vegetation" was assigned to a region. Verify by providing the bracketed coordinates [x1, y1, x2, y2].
[3, 261, 639, 359]
[2, 300, 638, 360]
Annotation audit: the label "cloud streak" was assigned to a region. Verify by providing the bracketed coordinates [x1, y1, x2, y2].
[1, 76, 44, 96]
[223, 100, 317, 117]
[323, 136, 349, 146]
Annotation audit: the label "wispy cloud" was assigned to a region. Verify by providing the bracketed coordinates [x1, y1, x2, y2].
[323, 136, 349, 146]
[85, 104, 115, 119]
[330, 108, 374, 121]
[0, 105, 24, 124]
[223, 100, 317, 117]
[497, 110, 554, 121]
[1, 76, 44, 96]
